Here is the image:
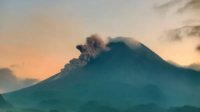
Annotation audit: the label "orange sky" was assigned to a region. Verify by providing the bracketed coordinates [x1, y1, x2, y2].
[0, 0, 199, 80]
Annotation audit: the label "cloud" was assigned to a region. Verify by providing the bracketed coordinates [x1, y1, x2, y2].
[156, 0, 181, 9]
[108, 37, 141, 49]
[178, 0, 200, 13]
[166, 25, 200, 52]
[197, 45, 200, 51]
[22, 78, 39, 86]
[167, 60, 200, 71]
[155, 0, 184, 12]
[0, 68, 39, 93]
[155, 0, 200, 13]
[167, 60, 181, 67]
[167, 25, 200, 40]
[156, 0, 200, 52]
[188, 63, 200, 71]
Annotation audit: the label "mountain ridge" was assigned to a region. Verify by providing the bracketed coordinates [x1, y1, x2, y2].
[3, 36, 200, 111]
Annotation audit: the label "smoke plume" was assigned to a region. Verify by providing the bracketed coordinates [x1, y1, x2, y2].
[61, 35, 106, 73]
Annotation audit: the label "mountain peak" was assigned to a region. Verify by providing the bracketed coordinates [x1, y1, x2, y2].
[59, 36, 144, 75]
[108, 37, 142, 49]
[107, 37, 164, 64]
[59, 35, 163, 76]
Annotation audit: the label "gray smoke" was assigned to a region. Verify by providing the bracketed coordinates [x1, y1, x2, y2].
[77, 34, 106, 60]
[61, 35, 106, 73]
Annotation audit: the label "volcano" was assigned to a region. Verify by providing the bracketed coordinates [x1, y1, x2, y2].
[3, 36, 200, 111]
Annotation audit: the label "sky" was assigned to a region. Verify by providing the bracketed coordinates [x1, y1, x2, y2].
[0, 0, 200, 82]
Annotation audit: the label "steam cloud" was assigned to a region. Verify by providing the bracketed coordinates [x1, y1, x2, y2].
[108, 37, 141, 49]
[61, 35, 107, 73]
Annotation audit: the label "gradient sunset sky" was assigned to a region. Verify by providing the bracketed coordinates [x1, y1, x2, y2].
[0, 0, 200, 80]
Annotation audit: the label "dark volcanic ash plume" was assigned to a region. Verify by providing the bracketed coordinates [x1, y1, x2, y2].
[61, 35, 106, 73]
[77, 34, 106, 60]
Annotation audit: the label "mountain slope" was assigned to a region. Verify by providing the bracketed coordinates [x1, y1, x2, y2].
[0, 94, 12, 109]
[3, 36, 200, 111]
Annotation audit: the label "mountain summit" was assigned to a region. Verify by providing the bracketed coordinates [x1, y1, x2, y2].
[3, 35, 200, 111]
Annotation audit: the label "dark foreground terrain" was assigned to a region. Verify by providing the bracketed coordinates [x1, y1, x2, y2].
[1, 103, 200, 112]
